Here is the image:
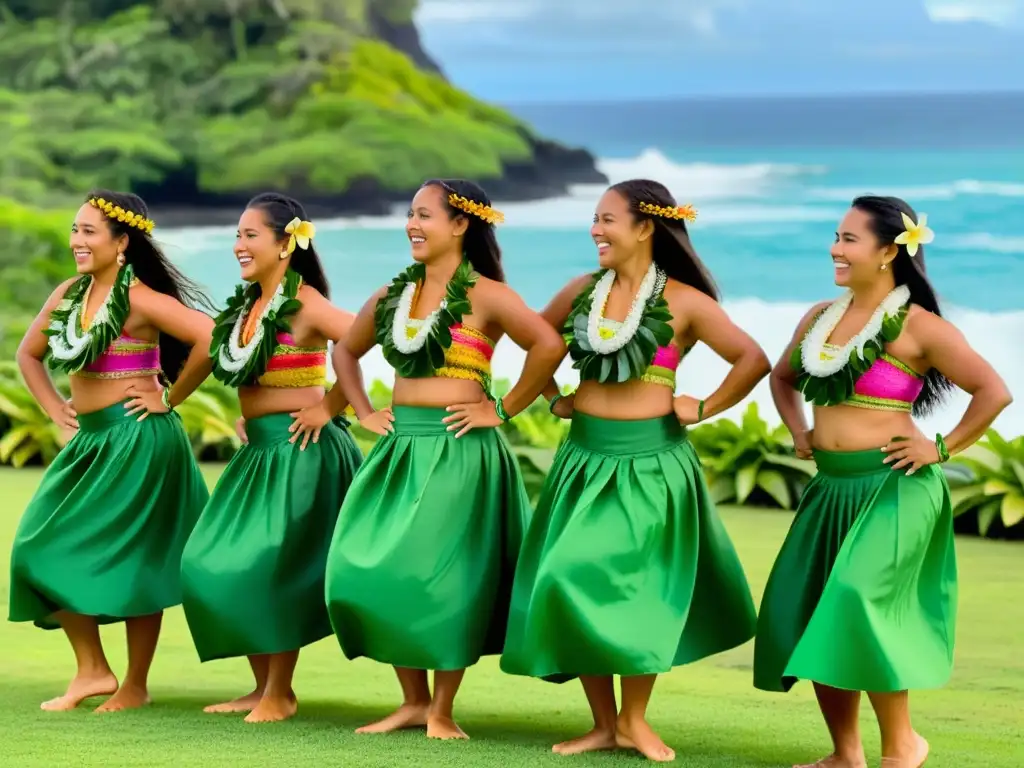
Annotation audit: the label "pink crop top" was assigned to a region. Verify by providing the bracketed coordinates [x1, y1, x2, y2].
[598, 318, 683, 388]
[822, 343, 923, 412]
[76, 335, 162, 380]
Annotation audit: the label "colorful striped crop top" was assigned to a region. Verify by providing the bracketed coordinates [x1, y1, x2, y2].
[406, 320, 494, 389]
[77, 335, 162, 380]
[598, 318, 682, 388]
[822, 343, 923, 412]
[255, 332, 327, 388]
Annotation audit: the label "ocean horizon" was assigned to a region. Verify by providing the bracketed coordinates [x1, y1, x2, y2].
[159, 92, 1024, 438]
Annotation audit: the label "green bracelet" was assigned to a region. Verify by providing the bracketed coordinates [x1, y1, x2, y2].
[548, 393, 563, 413]
[935, 433, 950, 463]
[697, 399, 705, 422]
[161, 388, 173, 411]
[494, 397, 511, 422]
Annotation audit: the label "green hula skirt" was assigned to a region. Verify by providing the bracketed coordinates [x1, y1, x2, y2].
[325, 405, 530, 671]
[181, 414, 362, 662]
[500, 413, 758, 681]
[8, 403, 207, 628]
[753, 448, 957, 693]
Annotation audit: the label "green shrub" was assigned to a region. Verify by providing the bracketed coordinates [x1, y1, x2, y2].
[947, 430, 1024, 539]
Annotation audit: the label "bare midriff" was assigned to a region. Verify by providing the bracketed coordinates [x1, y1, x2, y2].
[811, 405, 921, 452]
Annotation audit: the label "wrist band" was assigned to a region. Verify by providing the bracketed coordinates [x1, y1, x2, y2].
[935, 433, 950, 463]
[548, 393, 563, 413]
[697, 399, 705, 422]
[161, 388, 173, 411]
[495, 397, 511, 422]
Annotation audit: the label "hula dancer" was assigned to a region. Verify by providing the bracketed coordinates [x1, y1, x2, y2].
[753, 196, 1011, 768]
[325, 179, 565, 740]
[180, 193, 363, 724]
[500, 179, 770, 762]
[9, 190, 214, 712]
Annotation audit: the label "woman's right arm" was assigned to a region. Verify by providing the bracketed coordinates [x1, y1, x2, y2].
[16, 279, 79, 433]
[537, 274, 592, 412]
[769, 301, 829, 458]
[334, 286, 394, 433]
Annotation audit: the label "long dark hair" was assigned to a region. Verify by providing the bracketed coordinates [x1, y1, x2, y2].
[609, 179, 719, 301]
[852, 195, 953, 416]
[421, 179, 505, 282]
[246, 192, 330, 298]
[85, 189, 214, 384]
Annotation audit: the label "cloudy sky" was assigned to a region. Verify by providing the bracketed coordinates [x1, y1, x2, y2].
[414, 0, 1024, 102]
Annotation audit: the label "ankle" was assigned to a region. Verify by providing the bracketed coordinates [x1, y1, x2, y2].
[75, 665, 114, 680]
[427, 702, 454, 720]
[616, 710, 648, 728]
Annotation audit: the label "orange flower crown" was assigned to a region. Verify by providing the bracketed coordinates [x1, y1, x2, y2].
[89, 197, 155, 234]
[448, 193, 505, 225]
[637, 201, 698, 223]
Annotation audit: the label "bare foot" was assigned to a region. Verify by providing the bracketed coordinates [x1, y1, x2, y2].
[793, 756, 867, 768]
[40, 672, 119, 711]
[552, 728, 618, 755]
[427, 713, 468, 740]
[616, 717, 675, 762]
[95, 684, 151, 713]
[881, 734, 929, 768]
[204, 690, 264, 714]
[355, 702, 430, 734]
[244, 693, 297, 723]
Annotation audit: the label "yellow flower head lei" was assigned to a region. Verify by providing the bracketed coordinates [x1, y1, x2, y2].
[637, 200, 698, 223]
[448, 193, 505, 225]
[283, 217, 316, 255]
[893, 212, 934, 257]
[88, 197, 155, 234]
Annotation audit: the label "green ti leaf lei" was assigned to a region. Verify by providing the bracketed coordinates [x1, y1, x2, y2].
[564, 269, 674, 384]
[789, 300, 910, 407]
[43, 265, 135, 374]
[210, 269, 303, 388]
[375, 260, 477, 380]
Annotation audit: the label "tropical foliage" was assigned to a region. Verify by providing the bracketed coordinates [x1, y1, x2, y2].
[688, 402, 817, 510]
[946, 430, 1024, 540]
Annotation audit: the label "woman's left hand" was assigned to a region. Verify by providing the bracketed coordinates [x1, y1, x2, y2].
[443, 399, 503, 438]
[673, 394, 703, 426]
[289, 400, 331, 451]
[124, 385, 169, 421]
[881, 434, 941, 475]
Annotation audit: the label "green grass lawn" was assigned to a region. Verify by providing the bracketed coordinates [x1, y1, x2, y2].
[0, 467, 1021, 767]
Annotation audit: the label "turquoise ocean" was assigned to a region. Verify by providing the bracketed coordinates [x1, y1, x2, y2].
[161, 94, 1024, 437]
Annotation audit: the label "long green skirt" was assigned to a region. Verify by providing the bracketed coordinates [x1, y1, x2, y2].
[181, 414, 362, 661]
[325, 405, 530, 671]
[753, 448, 957, 693]
[8, 403, 207, 628]
[500, 413, 758, 681]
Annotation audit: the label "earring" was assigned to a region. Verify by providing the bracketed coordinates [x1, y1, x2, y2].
[880, 263, 887, 271]
[117, 252, 126, 266]
[278, 250, 289, 260]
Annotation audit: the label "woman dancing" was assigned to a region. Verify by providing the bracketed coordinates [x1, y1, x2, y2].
[9, 190, 213, 712]
[753, 196, 1012, 768]
[180, 192, 363, 724]
[325, 179, 565, 740]
[500, 179, 770, 762]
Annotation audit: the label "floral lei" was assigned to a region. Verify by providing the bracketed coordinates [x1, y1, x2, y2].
[210, 269, 303, 387]
[44, 265, 135, 374]
[375, 260, 477, 379]
[789, 285, 911, 407]
[564, 265, 673, 383]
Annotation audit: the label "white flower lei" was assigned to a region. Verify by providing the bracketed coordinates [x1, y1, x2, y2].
[217, 282, 288, 373]
[390, 280, 447, 354]
[800, 285, 911, 377]
[47, 280, 115, 361]
[586, 264, 665, 354]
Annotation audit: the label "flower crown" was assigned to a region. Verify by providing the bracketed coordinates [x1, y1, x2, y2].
[448, 193, 505, 225]
[89, 197, 155, 234]
[894, 212, 933, 257]
[637, 201, 698, 223]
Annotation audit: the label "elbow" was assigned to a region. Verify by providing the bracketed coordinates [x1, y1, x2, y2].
[994, 382, 1014, 412]
[535, 332, 567, 367]
[769, 364, 795, 391]
[15, 340, 42, 373]
[743, 345, 771, 381]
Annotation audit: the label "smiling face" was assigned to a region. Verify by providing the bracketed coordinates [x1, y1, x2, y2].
[69, 204, 127, 276]
[405, 185, 468, 263]
[831, 207, 897, 287]
[234, 207, 286, 282]
[590, 190, 652, 269]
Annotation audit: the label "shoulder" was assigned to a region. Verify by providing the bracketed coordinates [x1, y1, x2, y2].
[297, 283, 326, 305]
[52, 276, 81, 298]
[904, 303, 951, 339]
[662, 278, 717, 315]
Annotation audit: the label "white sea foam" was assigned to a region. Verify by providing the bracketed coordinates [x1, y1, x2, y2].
[946, 233, 1024, 254]
[808, 180, 1024, 202]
